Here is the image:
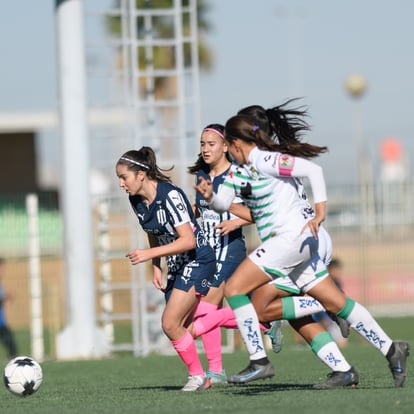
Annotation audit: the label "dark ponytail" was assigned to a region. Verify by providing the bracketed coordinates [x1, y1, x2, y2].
[234, 98, 328, 158]
[117, 146, 173, 182]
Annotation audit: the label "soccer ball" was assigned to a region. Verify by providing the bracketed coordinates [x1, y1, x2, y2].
[3, 356, 43, 397]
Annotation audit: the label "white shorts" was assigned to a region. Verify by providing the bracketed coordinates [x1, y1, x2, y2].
[249, 226, 331, 294]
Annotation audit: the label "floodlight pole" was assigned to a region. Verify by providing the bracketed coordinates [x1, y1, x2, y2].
[345, 74, 369, 306]
[55, 0, 108, 359]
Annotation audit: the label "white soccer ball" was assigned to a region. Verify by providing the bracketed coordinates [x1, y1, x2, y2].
[3, 356, 43, 397]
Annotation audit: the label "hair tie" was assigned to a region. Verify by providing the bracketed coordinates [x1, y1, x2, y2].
[252, 125, 260, 132]
[120, 156, 150, 170]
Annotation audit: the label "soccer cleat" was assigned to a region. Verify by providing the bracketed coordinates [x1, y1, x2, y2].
[206, 369, 227, 384]
[265, 320, 284, 353]
[227, 361, 275, 384]
[181, 375, 211, 391]
[328, 312, 350, 338]
[313, 366, 359, 389]
[386, 341, 410, 387]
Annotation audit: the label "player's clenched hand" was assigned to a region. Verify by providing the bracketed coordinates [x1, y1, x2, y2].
[302, 201, 326, 239]
[195, 176, 213, 202]
[152, 265, 165, 291]
[214, 220, 240, 235]
[302, 218, 320, 239]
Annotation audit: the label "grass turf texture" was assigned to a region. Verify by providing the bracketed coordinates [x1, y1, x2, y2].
[0, 317, 413, 414]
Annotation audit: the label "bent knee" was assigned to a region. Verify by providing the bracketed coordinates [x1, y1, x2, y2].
[161, 316, 179, 338]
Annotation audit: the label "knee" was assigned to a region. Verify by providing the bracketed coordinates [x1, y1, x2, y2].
[161, 316, 177, 338]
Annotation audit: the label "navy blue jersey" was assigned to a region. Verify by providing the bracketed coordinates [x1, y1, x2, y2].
[129, 181, 214, 277]
[195, 166, 246, 264]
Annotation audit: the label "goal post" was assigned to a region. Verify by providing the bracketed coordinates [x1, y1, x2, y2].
[26, 193, 44, 361]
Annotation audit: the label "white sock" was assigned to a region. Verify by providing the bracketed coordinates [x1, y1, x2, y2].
[311, 332, 352, 372]
[282, 296, 326, 319]
[228, 295, 267, 361]
[346, 301, 393, 356]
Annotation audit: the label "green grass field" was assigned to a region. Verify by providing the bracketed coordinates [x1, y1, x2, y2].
[1, 317, 413, 414]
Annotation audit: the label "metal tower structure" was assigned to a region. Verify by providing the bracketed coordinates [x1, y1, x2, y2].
[83, 0, 235, 357]
[86, 0, 201, 190]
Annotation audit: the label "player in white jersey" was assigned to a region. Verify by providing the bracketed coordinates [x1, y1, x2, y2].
[188, 217, 361, 386]
[196, 100, 409, 388]
[235, 102, 349, 350]
[188, 125, 357, 387]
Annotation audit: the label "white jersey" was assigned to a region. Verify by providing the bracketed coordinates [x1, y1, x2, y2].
[210, 147, 327, 242]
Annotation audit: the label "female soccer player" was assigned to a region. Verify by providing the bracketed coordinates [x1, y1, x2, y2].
[190, 218, 357, 388]
[195, 101, 409, 388]
[188, 124, 249, 384]
[116, 146, 216, 392]
[188, 124, 355, 388]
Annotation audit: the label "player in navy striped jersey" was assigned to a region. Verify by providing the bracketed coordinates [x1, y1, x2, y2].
[116, 146, 216, 392]
[188, 124, 249, 384]
[195, 101, 409, 388]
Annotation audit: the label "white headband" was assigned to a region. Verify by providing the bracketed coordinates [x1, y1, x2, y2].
[120, 156, 150, 170]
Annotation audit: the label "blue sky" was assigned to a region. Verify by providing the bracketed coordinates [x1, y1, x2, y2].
[1, 0, 413, 186]
[199, 1, 414, 185]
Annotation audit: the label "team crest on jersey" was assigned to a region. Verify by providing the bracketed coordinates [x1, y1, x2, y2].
[248, 166, 260, 180]
[156, 208, 167, 225]
[276, 154, 295, 176]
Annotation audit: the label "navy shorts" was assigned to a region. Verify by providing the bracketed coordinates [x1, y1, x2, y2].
[164, 258, 216, 302]
[209, 259, 241, 288]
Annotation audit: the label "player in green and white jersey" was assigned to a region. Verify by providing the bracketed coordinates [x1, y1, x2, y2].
[195, 101, 409, 388]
